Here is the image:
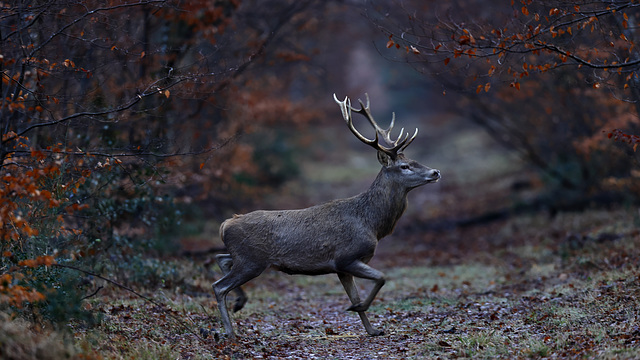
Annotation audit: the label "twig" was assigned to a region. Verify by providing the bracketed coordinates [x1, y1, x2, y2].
[81, 285, 103, 300]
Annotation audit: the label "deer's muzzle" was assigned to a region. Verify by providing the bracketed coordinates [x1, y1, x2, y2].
[427, 169, 441, 182]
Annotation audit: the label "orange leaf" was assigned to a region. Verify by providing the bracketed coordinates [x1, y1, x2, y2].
[444, 58, 450, 65]
[37, 255, 55, 266]
[19, 259, 37, 267]
[386, 40, 395, 48]
[522, 6, 529, 16]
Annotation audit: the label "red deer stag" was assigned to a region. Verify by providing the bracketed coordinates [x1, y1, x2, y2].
[213, 93, 441, 338]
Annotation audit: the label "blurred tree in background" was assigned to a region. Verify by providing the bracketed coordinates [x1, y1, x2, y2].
[372, 0, 640, 206]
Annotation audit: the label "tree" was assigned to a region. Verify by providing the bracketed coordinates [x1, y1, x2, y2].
[372, 0, 640, 201]
[0, 0, 331, 317]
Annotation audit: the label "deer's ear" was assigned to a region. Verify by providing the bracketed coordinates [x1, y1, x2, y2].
[377, 151, 393, 167]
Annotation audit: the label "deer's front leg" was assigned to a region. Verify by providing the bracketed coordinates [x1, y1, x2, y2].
[338, 273, 384, 336]
[340, 261, 386, 313]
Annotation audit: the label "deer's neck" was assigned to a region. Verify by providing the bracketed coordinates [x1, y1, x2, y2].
[357, 169, 409, 240]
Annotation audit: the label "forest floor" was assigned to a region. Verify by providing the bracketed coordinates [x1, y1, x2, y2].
[67, 206, 640, 359]
[65, 116, 640, 359]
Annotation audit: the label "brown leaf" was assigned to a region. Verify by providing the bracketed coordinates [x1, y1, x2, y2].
[438, 340, 452, 347]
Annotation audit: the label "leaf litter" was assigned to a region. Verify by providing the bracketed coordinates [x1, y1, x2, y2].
[66, 206, 640, 359]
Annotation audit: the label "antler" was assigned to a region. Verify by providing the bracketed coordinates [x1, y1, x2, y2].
[333, 93, 418, 157]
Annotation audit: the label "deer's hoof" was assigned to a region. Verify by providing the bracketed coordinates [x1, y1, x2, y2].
[368, 329, 384, 336]
[233, 298, 246, 312]
[221, 332, 237, 342]
[346, 302, 368, 312]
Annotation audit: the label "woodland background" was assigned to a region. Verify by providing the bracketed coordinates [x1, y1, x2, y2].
[1, 0, 639, 358]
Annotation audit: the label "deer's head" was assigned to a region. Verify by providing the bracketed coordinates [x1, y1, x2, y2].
[334, 93, 441, 190]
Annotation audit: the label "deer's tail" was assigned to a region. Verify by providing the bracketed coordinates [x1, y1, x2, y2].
[219, 215, 241, 244]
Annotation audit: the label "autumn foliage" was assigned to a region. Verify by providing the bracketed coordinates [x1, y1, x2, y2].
[0, 137, 93, 308]
[0, 0, 325, 319]
[377, 0, 640, 199]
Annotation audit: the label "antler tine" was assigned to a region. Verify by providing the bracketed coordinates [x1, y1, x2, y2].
[334, 93, 419, 156]
[399, 128, 419, 153]
[355, 95, 417, 152]
[334, 93, 379, 148]
[355, 94, 395, 145]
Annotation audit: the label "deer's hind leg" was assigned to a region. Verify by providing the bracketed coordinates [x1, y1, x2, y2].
[213, 258, 266, 338]
[215, 254, 248, 312]
[338, 273, 384, 336]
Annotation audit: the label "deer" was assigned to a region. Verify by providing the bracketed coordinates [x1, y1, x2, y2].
[212, 93, 441, 338]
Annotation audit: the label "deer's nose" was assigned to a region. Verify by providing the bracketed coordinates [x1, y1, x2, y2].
[430, 169, 441, 180]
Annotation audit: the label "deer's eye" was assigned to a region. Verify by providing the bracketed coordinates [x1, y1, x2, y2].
[400, 164, 411, 170]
